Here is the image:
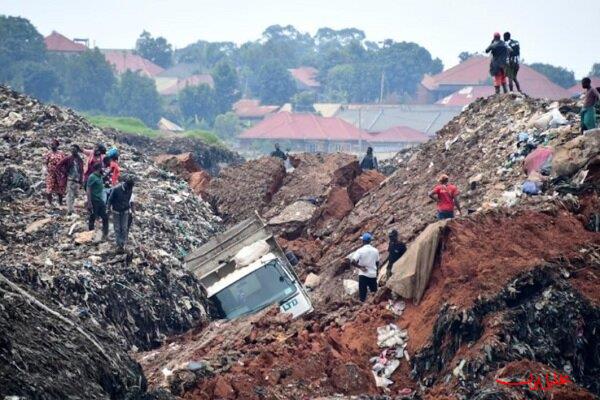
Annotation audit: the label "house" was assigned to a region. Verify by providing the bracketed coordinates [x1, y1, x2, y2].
[568, 77, 600, 97]
[101, 50, 164, 77]
[44, 31, 87, 53]
[334, 104, 463, 135]
[157, 74, 214, 96]
[436, 86, 496, 107]
[157, 117, 184, 133]
[233, 99, 280, 122]
[417, 55, 572, 104]
[278, 103, 342, 117]
[238, 112, 367, 153]
[366, 126, 430, 154]
[289, 67, 321, 92]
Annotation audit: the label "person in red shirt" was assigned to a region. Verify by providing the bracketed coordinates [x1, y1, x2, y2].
[429, 174, 461, 220]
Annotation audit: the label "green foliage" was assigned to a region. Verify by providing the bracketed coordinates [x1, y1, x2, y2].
[87, 115, 159, 137]
[590, 63, 600, 78]
[175, 40, 236, 67]
[184, 129, 222, 145]
[135, 30, 173, 68]
[18, 61, 60, 102]
[257, 63, 297, 104]
[106, 70, 162, 126]
[213, 112, 242, 140]
[458, 51, 475, 63]
[529, 63, 576, 88]
[178, 84, 217, 124]
[62, 49, 116, 111]
[0, 15, 46, 82]
[292, 91, 316, 112]
[212, 62, 240, 114]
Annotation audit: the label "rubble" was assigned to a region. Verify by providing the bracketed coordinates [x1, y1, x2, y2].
[154, 152, 212, 195]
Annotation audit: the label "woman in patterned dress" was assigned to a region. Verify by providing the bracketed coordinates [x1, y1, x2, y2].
[44, 139, 66, 205]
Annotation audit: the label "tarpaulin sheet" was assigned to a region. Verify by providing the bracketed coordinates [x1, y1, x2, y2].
[523, 146, 554, 175]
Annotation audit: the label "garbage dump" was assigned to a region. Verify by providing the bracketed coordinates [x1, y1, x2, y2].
[0, 85, 226, 398]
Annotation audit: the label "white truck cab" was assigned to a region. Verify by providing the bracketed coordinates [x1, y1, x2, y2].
[185, 216, 313, 320]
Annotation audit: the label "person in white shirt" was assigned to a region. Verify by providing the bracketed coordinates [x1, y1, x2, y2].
[349, 232, 380, 302]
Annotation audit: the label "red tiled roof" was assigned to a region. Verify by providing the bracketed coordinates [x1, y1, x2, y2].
[436, 86, 496, 106]
[289, 67, 320, 88]
[44, 31, 87, 53]
[367, 126, 430, 143]
[422, 55, 572, 100]
[101, 50, 164, 77]
[233, 99, 279, 118]
[159, 74, 214, 96]
[238, 112, 366, 141]
[568, 77, 600, 96]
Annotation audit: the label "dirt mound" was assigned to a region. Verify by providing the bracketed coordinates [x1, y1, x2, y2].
[115, 132, 243, 176]
[155, 153, 212, 195]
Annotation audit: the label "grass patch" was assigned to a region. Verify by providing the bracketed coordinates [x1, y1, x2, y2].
[184, 130, 222, 146]
[86, 115, 159, 137]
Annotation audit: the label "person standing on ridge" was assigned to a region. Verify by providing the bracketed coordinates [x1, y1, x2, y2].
[381, 229, 407, 279]
[271, 143, 287, 160]
[429, 174, 461, 220]
[44, 139, 66, 206]
[360, 147, 379, 171]
[581, 77, 600, 132]
[56, 144, 84, 215]
[86, 162, 109, 240]
[485, 32, 509, 94]
[504, 32, 522, 93]
[107, 175, 135, 253]
[349, 232, 380, 302]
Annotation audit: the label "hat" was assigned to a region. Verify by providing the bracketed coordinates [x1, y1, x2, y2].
[107, 147, 119, 159]
[361, 232, 373, 242]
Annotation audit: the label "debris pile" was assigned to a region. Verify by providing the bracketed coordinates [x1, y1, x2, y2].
[154, 152, 212, 195]
[0, 84, 222, 380]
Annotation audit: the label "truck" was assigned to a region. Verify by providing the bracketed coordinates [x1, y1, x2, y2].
[185, 215, 313, 320]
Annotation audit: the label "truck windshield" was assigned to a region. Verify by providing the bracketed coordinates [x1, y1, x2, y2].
[211, 260, 297, 319]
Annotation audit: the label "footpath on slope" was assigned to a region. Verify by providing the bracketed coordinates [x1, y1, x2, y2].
[0, 85, 235, 399]
[137, 93, 600, 400]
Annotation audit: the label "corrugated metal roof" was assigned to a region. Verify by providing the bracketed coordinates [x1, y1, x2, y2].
[436, 86, 496, 106]
[238, 112, 366, 141]
[233, 99, 280, 118]
[158, 74, 214, 96]
[289, 67, 320, 88]
[335, 104, 462, 135]
[101, 50, 164, 77]
[422, 55, 572, 100]
[367, 126, 429, 143]
[44, 31, 87, 53]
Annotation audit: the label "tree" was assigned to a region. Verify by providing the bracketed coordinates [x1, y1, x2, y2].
[458, 51, 475, 63]
[213, 112, 242, 140]
[529, 63, 576, 88]
[175, 40, 236, 67]
[590, 63, 600, 78]
[19, 62, 60, 102]
[257, 63, 297, 104]
[292, 91, 316, 112]
[106, 70, 162, 126]
[135, 31, 173, 68]
[63, 49, 116, 111]
[0, 16, 46, 82]
[212, 62, 240, 114]
[178, 84, 216, 124]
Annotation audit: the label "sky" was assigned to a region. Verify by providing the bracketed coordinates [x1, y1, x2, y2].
[2, 0, 599, 77]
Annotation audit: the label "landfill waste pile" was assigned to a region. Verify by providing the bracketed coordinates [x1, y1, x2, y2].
[154, 152, 213, 195]
[0, 85, 224, 397]
[135, 93, 600, 399]
[115, 131, 243, 176]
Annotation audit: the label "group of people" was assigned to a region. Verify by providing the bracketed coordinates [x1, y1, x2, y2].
[350, 173, 460, 302]
[44, 140, 136, 253]
[485, 31, 521, 94]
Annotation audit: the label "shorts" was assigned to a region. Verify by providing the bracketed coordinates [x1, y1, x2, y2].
[493, 68, 507, 86]
[437, 211, 454, 220]
[506, 63, 519, 80]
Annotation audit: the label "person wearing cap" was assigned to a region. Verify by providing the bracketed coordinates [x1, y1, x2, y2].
[44, 139, 66, 206]
[485, 32, 509, 94]
[381, 230, 407, 279]
[86, 162, 109, 240]
[106, 147, 121, 186]
[56, 144, 84, 215]
[107, 175, 136, 253]
[429, 174, 461, 220]
[360, 147, 379, 171]
[349, 232, 380, 302]
[270, 143, 287, 160]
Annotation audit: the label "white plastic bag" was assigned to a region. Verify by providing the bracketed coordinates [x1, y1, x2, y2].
[343, 279, 359, 296]
[233, 240, 270, 268]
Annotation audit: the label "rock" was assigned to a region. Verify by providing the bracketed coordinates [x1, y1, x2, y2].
[188, 170, 211, 195]
[330, 362, 373, 394]
[322, 187, 354, 220]
[213, 376, 235, 398]
[25, 218, 52, 234]
[304, 273, 321, 289]
[268, 200, 317, 225]
[348, 170, 386, 204]
[553, 129, 600, 177]
[154, 153, 201, 180]
[343, 279, 359, 296]
[74, 230, 95, 244]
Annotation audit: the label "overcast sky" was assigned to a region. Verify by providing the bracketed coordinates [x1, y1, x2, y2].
[2, 0, 599, 77]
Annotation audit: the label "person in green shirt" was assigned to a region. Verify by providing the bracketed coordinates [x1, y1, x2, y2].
[86, 162, 108, 239]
